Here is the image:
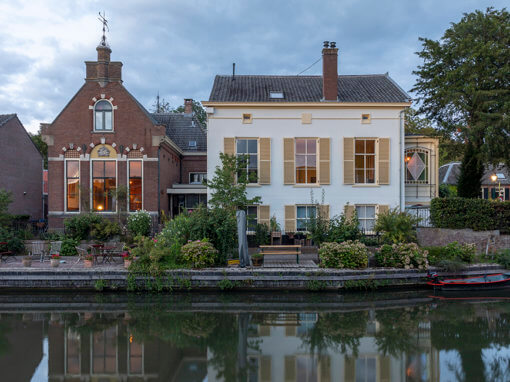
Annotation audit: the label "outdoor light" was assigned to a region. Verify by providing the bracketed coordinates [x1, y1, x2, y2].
[97, 205, 104, 211]
[491, 174, 498, 182]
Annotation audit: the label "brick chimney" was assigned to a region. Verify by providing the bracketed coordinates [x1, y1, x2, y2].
[85, 44, 123, 86]
[184, 99, 193, 114]
[322, 41, 338, 101]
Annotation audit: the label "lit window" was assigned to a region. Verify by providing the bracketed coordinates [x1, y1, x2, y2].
[246, 206, 258, 232]
[296, 205, 316, 231]
[92, 161, 116, 211]
[355, 139, 375, 184]
[405, 148, 429, 184]
[356, 205, 376, 232]
[129, 161, 142, 211]
[296, 139, 317, 184]
[236, 139, 258, 183]
[94, 100, 113, 131]
[66, 160, 80, 211]
[270, 91, 284, 99]
[190, 172, 207, 184]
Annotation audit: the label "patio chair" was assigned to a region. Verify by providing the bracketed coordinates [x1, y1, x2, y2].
[103, 241, 124, 264]
[46, 241, 62, 263]
[73, 246, 89, 266]
[28, 241, 46, 261]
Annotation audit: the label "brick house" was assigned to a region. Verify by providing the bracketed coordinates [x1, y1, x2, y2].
[0, 114, 43, 219]
[42, 39, 206, 229]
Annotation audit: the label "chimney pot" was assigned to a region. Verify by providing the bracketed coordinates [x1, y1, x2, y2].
[323, 41, 330, 48]
[330, 41, 336, 48]
[184, 99, 193, 114]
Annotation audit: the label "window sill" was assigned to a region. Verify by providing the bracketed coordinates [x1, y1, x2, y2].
[352, 184, 381, 188]
[246, 184, 261, 188]
[91, 131, 115, 134]
[292, 184, 321, 188]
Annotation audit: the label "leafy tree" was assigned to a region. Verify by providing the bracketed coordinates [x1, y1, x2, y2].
[29, 129, 48, 169]
[206, 153, 261, 213]
[412, 8, 510, 177]
[457, 141, 484, 198]
[151, 96, 172, 113]
[0, 189, 12, 227]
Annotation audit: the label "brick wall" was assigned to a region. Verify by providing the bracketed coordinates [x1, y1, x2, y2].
[181, 155, 207, 184]
[0, 117, 43, 219]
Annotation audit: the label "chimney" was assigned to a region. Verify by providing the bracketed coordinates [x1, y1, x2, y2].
[184, 99, 193, 114]
[96, 45, 111, 82]
[322, 41, 338, 101]
[85, 45, 123, 85]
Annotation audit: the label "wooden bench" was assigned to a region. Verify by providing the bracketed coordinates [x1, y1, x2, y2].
[259, 245, 301, 264]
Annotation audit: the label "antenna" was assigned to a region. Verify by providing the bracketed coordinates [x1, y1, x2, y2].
[98, 11, 109, 47]
[232, 63, 236, 81]
[156, 91, 160, 113]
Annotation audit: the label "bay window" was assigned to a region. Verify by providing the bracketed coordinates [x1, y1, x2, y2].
[92, 161, 116, 211]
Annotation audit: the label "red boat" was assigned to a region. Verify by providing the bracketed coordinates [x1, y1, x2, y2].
[427, 273, 510, 291]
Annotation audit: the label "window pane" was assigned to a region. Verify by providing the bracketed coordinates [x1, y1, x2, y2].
[95, 112, 104, 130]
[307, 139, 316, 154]
[93, 179, 104, 211]
[248, 170, 258, 183]
[248, 155, 258, 169]
[247, 139, 258, 153]
[296, 154, 306, 167]
[105, 162, 115, 177]
[366, 140, 375, 153]
[186, 194, 199, 208]
[104, 112, 112, 130]
[297, 219, 306, 230]
[295, 139, 306, 154]
[296, 168, 306, 183]
[297, 207, 306, 219]
[355, 155, 364, 169]
[307, 154, 316, 167]
[129, 161, 142, 177]
[129, 178, 142, 211]
[93, 161, 104, 177]
[67, 161, 79, 178]
[366, 169, 375, 183]
[95, 100, 112, 111]
[105, 178, 116, 211]
[237, 139, 247, 154]
[356, 206, 365, 219]
[308, 207, 316, 218]
[307, 168, 317, 184]
[355, 140, 365, 154]
[366, 155, 375, 169]
[67, 179, 79, 211]
[366, 206, 376, 218]
[355, 170, 365, 183]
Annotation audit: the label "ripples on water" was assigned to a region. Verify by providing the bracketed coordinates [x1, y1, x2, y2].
[1, 291, 509, 381]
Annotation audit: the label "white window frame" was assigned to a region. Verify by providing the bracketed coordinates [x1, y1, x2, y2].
[355, 205, 376, 233]
[93, 99, 114, 132]
[64, 328, 81, 376]
[354, 138, 377, 184]
[246, 205, 258, 234]
[64, 159, 80, 213]
[127, 159, 143, 212]
[296, 205, 317, 232]
[90, 159, 118, 213]
[189, 172, 207, 185]
[127, 334, 144, 376]
[295, 138, 319, 185]
[90, 326, 119, 376]
[236, 138, 259, 184]
[405, 147, 430, 184]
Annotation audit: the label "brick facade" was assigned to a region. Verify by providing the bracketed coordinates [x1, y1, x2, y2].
[0, 115, 43, 219]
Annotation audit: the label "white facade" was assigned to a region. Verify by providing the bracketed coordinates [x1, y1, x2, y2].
[205, 104, 409, 232]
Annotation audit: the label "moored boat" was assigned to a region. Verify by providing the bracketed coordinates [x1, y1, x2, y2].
[427, 273, 510, 291]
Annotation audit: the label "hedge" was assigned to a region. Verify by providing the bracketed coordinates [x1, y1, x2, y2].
[430, 197, 510, 233]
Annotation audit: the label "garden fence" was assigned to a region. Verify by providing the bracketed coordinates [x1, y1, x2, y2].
[406, 206, 432, 227]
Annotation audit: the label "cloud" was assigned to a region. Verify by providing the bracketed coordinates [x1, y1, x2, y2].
[0, 0, 506, 132]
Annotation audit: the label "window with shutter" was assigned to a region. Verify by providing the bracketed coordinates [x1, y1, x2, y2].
[259, 138, 271, 184]
[344, 138, 355, 184]
[223, 137, 235, 155]
[296, 138, 318, 184]
[355, 138, 376, 184]
[319, 138, 331, 184]
[236, 139, 258, 183]
[283, 138, 295, 184]
[258, 205, 270, 227]
[284, 205, 296, 233]
[378, 137, 390, 184]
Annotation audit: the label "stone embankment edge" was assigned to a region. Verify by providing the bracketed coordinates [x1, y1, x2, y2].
[0, 264, 504, 291]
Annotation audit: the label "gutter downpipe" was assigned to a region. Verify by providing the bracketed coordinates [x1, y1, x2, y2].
[399, 108, 406, 211]
[157, 146, 161, 223]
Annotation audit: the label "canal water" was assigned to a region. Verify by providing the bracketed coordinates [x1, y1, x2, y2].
[1, 291, 509, 382]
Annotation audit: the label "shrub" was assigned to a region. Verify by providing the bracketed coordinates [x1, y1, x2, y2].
[90, 219, 122, 242]
[0, 227, 24, 254]
[430, 197, 510, 232]
[424, 241, 477, 265]
[64, 213, 103, 240]
[181, 239, 218, 268]
[326, 213, 361, 243]
[375, 208, 420, 244]
[496, 249, 510, 269]
[127, 210, 152, 237]
[319, 241, 368, 269]
[60, 237, 79, 256]
[375, 243, 428, 270]
[254, 223, 270, 246]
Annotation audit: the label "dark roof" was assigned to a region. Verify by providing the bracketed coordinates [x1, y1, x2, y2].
[439, 162, 461, 185]
[152, 113, 207, 152]
[483, 164, 510, 186]
[208, 74, 410, 103]
[0, 114, 16, 127]
[439, 162, 510, 186]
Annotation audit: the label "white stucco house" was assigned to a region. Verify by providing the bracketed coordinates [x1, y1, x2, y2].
[204, 42, 438, 233]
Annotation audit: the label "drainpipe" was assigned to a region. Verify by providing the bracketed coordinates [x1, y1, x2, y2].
[157, 146, 161, 223]
[399, 109, 406, 211]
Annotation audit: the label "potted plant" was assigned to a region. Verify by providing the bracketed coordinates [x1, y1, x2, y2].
[50, 254, 60, 268]
[251, 252, 264, 267]
[84, 254, 94, 268]
[22, 256, 32, 267]
[121, 251, 133, 269]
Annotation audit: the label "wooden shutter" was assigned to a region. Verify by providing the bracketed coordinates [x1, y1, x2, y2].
[380, 356, 391, 382]
[285, 326, 297, 336]
[378, 138, 390, 184]
[344, 138, 355, 184]
[319, 138, 331, 185]
[284, 356, 296, 382]
[319, 205, 330, 221]
[224, 137, 235, 155]
[258, 205, 270, 227]
[283, 138, 295, 184]
[259, 325, 270, 336]
[319, 356, 331, 382]
[285, 205, 296, 233]
[344, 204, 355, 221]
[377, 204, 389, 216]
[259, 138, 271, 184]
[344, 356, 355, 382]
[260, 356, 272, 382]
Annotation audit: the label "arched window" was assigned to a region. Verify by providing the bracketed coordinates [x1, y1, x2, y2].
[405, 148, 429, 184]
[94, 100, 113, 131]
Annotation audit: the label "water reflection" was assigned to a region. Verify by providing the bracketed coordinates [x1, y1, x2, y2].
[0, 293, 509, 381]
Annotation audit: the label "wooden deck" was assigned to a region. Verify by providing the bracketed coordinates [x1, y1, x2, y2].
[262, 260, 318, 268]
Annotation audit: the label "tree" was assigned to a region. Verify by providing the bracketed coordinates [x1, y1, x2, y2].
[0, 189, 12, 227]
[151, 96, 172, 113]
[412, 8, 510, 175]
[30, 129, 48, 169]
[173, 99, 207, 126]
[457, 141, 484, 198]
[206, 153, 261, 213]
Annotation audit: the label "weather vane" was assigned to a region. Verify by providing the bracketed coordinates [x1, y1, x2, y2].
[98, 11, 109, 47]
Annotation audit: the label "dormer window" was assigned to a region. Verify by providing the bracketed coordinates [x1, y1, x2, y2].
[188, 140, 197, 148]
[270, 91, 284, 99]
[94, 100, 113, 131]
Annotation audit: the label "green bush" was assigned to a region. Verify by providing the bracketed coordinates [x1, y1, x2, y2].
[319, 241, 368, 269]
[375, 243, 428, 270]
[375, 208, 420, 244]
[60, 237, 79, 256]
[127, 210, 152, 237]
[424, 241, 477, 265]
[254, 223, 270, 246]
[181, 239, 218, 268]
[90, 219, 121, 242]
[0, 227, 24, 254]
[496, 249, 510, 269]
[64, 213, 103, 240]
[430, 197, 510, 232]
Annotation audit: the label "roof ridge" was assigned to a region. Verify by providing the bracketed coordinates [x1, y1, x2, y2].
[215, 74, 387, 78]
[0, 114, 17, 127]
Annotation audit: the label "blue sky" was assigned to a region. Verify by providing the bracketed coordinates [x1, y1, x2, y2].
[0, 0, 506, 132]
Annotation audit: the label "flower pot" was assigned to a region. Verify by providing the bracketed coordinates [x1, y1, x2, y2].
[51, 259, 60, 268]
[84, 259, 93, 268]
[22, 258, 32, 267]
[124, 259, 132, 269]
[251, 256, 263, 267]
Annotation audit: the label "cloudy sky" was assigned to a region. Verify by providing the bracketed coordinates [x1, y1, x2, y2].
[0, 0, 506, 133]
